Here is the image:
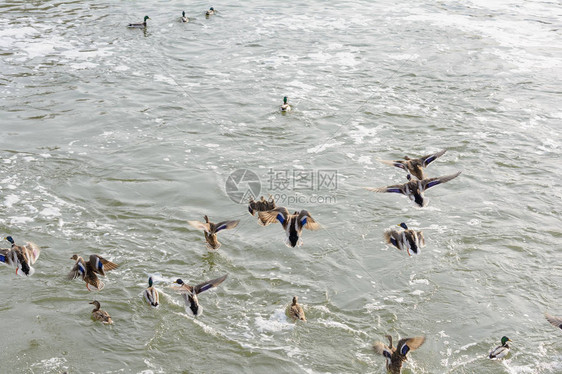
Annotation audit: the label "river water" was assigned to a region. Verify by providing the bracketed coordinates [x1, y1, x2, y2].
[1, 0, 561, 373]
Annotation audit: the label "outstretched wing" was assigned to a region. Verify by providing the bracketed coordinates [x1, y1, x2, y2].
[194, 274, 228, 294]
[188, 220, 211, 233]
[23, 242, 40, 264]
[257, 207, 289, 226]
[422, 171, 461, 190]
[0, 248, 10, 264]
[421, 149, 447, 167]
[90, 254, 118, 276]
[379, 159, 407, 170]
[67, 258, 86, 280]
[364, 184, 404, 194]
[545, 313, 562, 330]
[214, 220, 240, 233]
[297, 210, 320, 230]
[373, 341, 393, 357]
[396, 336, 425, 356]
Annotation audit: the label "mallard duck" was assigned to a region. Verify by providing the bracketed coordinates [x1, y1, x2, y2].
[68, 254, 119, 291]
[280, 96, 291, 112]
[172, 274, 227, 316]
[143, 276, 159, 307]
[1, 236, 40, 276]
[248, 195, 276, 216]
[128, 15, 150, 28]
[89, 300, 113, 324]
[380, 150, 447, 180]
[489, 336, 511, 359]
[181, 11, 189, 23]
[205, 7, 215, 16]
[364, 171, 461, 207]
[384, 223, 425, 256]
[287, 296, 306, 321]
[257, 207, 320, 248]
[373, 335, 425, 374]
[545, 313, 562, 330]
[187, 215, 240, 250]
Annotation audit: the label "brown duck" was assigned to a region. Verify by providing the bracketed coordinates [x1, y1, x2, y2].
[248, 195, 276, 216]
[373, 335, 425, 373]
[89, 300, 113, 324]
[287, 296, 306, 321]
[172, 274, 227, 316]
[187, 215, 240, 250]
[257, 207, 320, 247]
[1, 236, 41, 276]
[380, 149, 447, 180]
[68, 254, 119, 291]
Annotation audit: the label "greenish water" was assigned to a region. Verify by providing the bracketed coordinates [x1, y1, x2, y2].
[1, 0, 561, 373]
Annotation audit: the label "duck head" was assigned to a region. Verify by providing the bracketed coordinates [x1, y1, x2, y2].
[144, 16, 150, 22]
[5, 236, 14, 245]
[399, 222, 408, 230]
[89, 300, 101, 311]
[148, 277, 154, 287]
[501, 336, 511, 346]
[283, 96, 288, 104]
[174, 278, 184, 285]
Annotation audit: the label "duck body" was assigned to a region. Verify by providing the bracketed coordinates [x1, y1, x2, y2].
[205, 7, 215, 16]
[489, 336, 511, 359]
[380, 150, 447, 180]
[365, 171, 461, 207]
[287, 296, 306, 321]
[545, 313, 562, 330]
[280, 96, 291, 112]
[373, 335, 425, 374]
[68, 254, 119, 291]
[0, 236, 41, 276]
[181, 11, 189, 23]
[257, 207, 320, 247]
[248, 195, 276, 216]
[384, 223, 425, 256]
[128, 15, 150, 28]
[188, 215, 240, 250]
[143, 277, 159, 307]
[172, 274, 227, 316]
[90, 300, 113, 324]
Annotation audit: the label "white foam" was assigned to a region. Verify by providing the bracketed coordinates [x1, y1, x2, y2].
[4, 194, 20, 208]
[255, 309, 293, 333]
[40, 206, 61, 218]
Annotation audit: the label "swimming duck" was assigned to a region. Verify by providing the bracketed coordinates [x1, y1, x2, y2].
[380, 149, 447, 180]
[257, 207, 320, 247]
[181, 11, 189, 23]
[128, 15, 150, 28]
[364, 171, 461, 207]
[489, 336, 511, 359]
[373, 335, 425, 374]
[143, 276, 159, 307]
[280, 96, 291, 112]
[89, 300, 113, 324]
[248, 195, 277, 216]
[384, 223, 425, 256]
[0, 236, 41, 276]
[68, 254, 119, 291]
[545, 313, 562, 330]
[205, 7, 215, 16]
[172, 274, 227, 316]
[187, 215, 240, 250]
[287, 296, 306, 321]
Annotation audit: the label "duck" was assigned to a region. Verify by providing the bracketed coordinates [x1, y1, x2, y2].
[380, 149, 447, 180]
[0, 236, 40, 276]
[68, 254, 119, 291]
[187, 215, 240, 250]
[489, 336, 511, 359]
[287, 296, 306, 322]
[384, 223, 425, 256]
[280, 96, 291, 112]
[172, 274, 227, 316]
[143, 276, 159, 307]
[128, 15, 150, 28]
[89, 300, 113, 324]
[373, 335, 425, 374]
[248, 195, 276, 216]
[545, 313, 562, 330]
[205, 7, 215, 16]
[364, 171, 461, 207]
[181, 11, 189, 23]
[257, 207, 320, 247]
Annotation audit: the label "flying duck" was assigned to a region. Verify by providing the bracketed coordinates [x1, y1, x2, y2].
[380, 149, 447, 180]
[172, 274, 227, 316]
[545, 313, 562, 331]
[68, 254, 119, 291]
[0, 236, 40, 276]
[187, 215, 240, 250]
[257, 207, 320, 247]
[373, 335, 425, 373]
[248, 195, 277, 217]
[384, 223, 425, 256]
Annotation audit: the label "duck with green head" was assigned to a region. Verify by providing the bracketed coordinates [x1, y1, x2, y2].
[181, 11, 189, 23]
[143, 276, 159, 307]
[0, 236, 41, 276]
[128, 16, 150, 28]
[488, 336, 511, 359]
[280, 96, 291, 112]
[205, 7, 215, 16]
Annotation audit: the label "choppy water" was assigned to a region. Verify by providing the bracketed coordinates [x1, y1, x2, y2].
[1, 0, 561, 373]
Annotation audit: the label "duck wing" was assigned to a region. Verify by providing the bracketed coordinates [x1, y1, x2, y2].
[379, 159, 408, 171]
[297, 210, 320, 230]
[373, 341, 393, 357]
[420, 171, 461, 190]
[421, 149, 447, 167]
[0, 248, 11, 265]
[67, 257, 87, 280]
[545, 313, 562, 330]
[188, 220, 211, 233]
[89, 254, 118, 276]
[214, 220, 240, 234]
[194, 274, 228, 294]
[23, 242, 40, 264]
[396, 336, 425, 357]
[364, 183, 405, 194]
[257, 207, 289, 227]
